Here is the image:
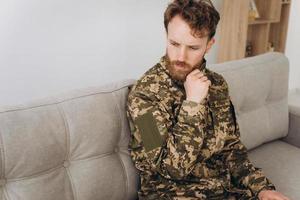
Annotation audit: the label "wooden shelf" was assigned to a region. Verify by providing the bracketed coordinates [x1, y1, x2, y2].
[282, 0, 291, 4]
[247, 24, 270, 55]
[217, 0, 291, 63]
[248, 19, 277, 25]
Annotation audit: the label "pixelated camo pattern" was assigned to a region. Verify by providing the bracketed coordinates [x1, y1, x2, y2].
[126, 56, 275, 200]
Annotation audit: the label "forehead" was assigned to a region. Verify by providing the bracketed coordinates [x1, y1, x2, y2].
[167, 15, 207, 45]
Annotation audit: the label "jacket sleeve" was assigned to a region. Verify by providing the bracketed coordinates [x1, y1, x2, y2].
[126, 88, 209, 180]
[219, 90, 276, 197]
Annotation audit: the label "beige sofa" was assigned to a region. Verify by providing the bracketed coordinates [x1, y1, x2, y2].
[0, 52, 299, 200]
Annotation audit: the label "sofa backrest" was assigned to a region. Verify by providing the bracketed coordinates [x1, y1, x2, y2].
[0, 52, 290, 200]
[0, 79, 138, 200]
[209, 52, 290, 150]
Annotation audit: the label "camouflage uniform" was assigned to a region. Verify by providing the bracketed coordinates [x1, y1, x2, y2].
[126, 56, 275, 200]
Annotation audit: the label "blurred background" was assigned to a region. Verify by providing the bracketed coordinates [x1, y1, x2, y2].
[0, 0, 299, 105]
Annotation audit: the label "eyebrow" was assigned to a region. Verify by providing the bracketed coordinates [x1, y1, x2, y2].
[169, 39, 200, 48]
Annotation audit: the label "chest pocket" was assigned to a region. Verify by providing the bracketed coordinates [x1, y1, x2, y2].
[209, 98, 232, 125]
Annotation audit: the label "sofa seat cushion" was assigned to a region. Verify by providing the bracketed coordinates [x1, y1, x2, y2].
[248, 140, 300, 199]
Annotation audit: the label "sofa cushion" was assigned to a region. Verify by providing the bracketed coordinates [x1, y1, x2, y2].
[249, 140, 300, 200]
[283, 89, 300, 148]
[0, 79, 138, 200]
[209, 52, 289, 150]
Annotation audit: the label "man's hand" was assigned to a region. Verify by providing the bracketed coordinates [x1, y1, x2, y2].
[258, 190, 290, 200]
[184, 69, 211, 103]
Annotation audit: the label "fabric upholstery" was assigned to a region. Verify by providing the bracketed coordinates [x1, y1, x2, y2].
[209, 52, 290, 150]
[249, 140, 300, 200]
[0, 52, 298, 200]
[0, 80, 138, 200]
[283, 89, 300, 148]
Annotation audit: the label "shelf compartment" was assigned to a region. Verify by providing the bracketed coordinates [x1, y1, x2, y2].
[282, 0, 291, 4]
[269, 3, 291, 52]
[247, 23, 270, 56]
[249, 19, 278, 25]
[253, 0, 282, 22]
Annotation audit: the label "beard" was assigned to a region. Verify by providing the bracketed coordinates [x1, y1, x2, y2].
[165, 53, 202, 81]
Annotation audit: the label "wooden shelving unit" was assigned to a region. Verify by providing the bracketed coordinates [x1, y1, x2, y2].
[217, 0, 291, 63]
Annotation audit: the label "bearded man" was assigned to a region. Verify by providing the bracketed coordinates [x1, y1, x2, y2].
[126, 1, 289, 199]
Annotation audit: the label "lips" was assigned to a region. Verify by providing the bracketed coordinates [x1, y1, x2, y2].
[172, 60, 191, 68]
[175, 64, 185, 68]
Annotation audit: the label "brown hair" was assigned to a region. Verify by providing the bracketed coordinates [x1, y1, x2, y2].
[164, 0, 220, 39]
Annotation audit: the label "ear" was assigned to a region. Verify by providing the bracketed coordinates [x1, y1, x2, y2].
[205, 38, 215, 54]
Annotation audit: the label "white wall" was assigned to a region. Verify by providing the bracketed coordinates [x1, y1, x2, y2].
[1, 0, 297, 106]
[0, 0, 223, 106]
[285, 0, 300, 90]
[0, 0, 169, 105]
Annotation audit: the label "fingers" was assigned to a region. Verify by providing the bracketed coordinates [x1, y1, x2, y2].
[186, 69, 211, 87]
[276, 192, 290, 200]
[282, 195, 290, 200]
[259, 191, 290, 200]
[187, 69, 206, 80]
[188, 69, 205, 77]
[206, 79, 211, 86]
[189, 68, 201, 75]
[194, 74, 211, 85]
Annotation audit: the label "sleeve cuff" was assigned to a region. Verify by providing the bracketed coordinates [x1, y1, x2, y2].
[255, 184, 276, 198]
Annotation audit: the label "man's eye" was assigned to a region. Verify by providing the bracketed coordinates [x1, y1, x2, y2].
[171, 42, 179, 47]
[190, 47, 199, 50]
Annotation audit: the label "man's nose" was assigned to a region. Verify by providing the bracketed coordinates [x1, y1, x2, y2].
[178, 47, 187, 62]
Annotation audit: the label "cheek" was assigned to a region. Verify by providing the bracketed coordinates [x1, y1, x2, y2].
[167, 46, 176, 59]
[189, 50, 206, 64]
[193, 47, 206, 58]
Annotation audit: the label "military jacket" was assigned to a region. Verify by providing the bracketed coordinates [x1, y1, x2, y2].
[126, 56, 275, 200]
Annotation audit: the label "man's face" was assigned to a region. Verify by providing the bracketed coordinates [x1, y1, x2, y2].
[166, 15, 215, 81]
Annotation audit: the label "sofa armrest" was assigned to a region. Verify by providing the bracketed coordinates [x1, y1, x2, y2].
[282, 89, 300, 148]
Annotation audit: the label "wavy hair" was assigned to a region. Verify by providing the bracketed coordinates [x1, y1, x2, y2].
[164, 0, 220, 39]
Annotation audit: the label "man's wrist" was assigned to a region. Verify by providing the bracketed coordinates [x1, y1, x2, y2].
[185, 97, 207, 105]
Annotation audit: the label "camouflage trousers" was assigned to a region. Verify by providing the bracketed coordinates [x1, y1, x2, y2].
[138, 192, 257, 200]
[137, 177, 257, 200]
